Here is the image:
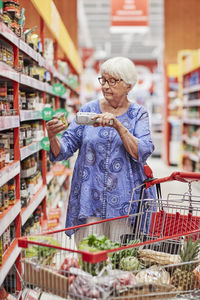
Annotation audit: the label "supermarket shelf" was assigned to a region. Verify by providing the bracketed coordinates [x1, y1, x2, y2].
[44, 82, 58, 97]
[183, 99, 200, 107]
[0, 21, 19, 47]
[20, 141, 42, 160]
[20, 75, 68, 98]
[20, 110, 42, 121]
[0, 239, 21, 286]
[0, 61, 19, 82]
[183, 84, 200, 94]
[0, 200, 21, 236]
[182, 118, 200, 125]
[0, 115, 19, 131]
[0, 21, 79, 94]
[20, 74, 44, 91]
[0, 161, 20, 188]
[21, 185, 47, 226]
[0, 62, 67, 95]
[19, 39, 38, 62]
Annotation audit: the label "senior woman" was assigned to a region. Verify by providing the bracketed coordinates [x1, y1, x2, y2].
[46, 56, 156, 244]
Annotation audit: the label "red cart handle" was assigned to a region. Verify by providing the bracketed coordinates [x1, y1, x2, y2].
[144, 165, 200, 188]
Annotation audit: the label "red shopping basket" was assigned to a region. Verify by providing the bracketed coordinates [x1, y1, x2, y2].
[143, 167, 200, 239]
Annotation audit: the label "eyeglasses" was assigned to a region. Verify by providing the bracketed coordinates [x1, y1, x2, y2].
[98, 77, 123, 86]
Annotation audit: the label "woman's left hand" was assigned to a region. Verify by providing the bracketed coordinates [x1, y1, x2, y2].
[92, 112, 117, 127]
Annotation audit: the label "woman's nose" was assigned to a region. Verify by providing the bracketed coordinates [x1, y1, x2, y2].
[104, 81, 110, 87]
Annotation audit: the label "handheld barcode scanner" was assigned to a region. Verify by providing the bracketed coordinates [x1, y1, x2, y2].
[76, 112, 113, 125]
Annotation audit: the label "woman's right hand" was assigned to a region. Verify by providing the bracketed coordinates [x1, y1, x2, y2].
[46, 119, 66, 140]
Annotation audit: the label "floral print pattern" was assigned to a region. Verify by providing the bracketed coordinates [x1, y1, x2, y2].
[50, 99, 156, 235]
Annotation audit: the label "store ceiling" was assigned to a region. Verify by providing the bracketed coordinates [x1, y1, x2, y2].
[78, 0, 164, 62]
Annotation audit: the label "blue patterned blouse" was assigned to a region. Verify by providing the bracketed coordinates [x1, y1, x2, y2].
[50, 99, 156, 235]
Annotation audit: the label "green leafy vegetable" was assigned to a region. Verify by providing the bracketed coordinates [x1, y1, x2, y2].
[25, 236, 61, 265]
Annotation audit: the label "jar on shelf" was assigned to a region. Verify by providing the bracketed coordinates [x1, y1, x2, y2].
[6, 48, 13, 68]
[18, 54, 23, 72]
[0, 143, 6, 169]
[20, 178, 29, 208]
[8, 179, 15, 205]
[3, 183, 9, 209]
[0, 186, 4, 212]
[10, 221, 15, 242]
[26, 93, 36, 110]
[3, 12, 12, 27]
[0, 82, 7, 98]
[20, 91, 27, 110]
[30, 155, 36, 168]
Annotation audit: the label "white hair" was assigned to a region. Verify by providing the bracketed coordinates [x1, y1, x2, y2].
[100, 57, 137, 88]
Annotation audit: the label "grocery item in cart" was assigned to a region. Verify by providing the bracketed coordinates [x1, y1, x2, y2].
[68, 268, 138, 299]
[119, 256, 140, 271]
[136, 265, 170, 284]
[138, 248, 181, 266]
[78, 233, 121, 275]
[118, 283, 178, 299]
[18, 169, 200, 299]
[171, 237, 200, 291]
[25, 235, 61, 265]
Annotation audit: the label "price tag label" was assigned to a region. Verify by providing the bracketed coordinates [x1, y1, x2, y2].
[41, 107, 54, 121]
[40, 137, 50, 151]
[52, 83, 66, 96]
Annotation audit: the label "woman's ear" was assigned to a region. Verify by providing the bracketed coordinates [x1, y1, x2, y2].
[126, 84, 132, 93]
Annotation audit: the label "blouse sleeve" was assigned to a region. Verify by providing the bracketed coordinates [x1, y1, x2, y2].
[132, 106, 154, 163]
[49, 117, 84, 162]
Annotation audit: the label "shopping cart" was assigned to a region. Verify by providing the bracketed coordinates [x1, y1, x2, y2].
[18, 169, 200, 299]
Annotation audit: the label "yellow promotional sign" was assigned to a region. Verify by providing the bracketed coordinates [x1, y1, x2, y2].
[31, 0, 82, 74]
[167, 64, 179, 77]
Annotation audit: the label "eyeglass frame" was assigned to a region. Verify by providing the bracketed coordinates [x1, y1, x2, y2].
[98, 77, 123, 86]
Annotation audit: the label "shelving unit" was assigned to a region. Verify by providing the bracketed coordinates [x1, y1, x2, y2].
[0, 0, 81, 293]
[148, 96, 163, 157]
[164, 64, 182, 166]
[178, 49, 200, 172]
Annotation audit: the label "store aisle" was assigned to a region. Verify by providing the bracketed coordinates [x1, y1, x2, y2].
[148, 156, 200, 199]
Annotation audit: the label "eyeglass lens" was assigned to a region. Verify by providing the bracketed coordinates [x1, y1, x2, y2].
[99, 77, 118, 86]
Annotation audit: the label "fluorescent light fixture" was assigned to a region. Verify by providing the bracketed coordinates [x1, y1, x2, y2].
[110, 26, 149, 34]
